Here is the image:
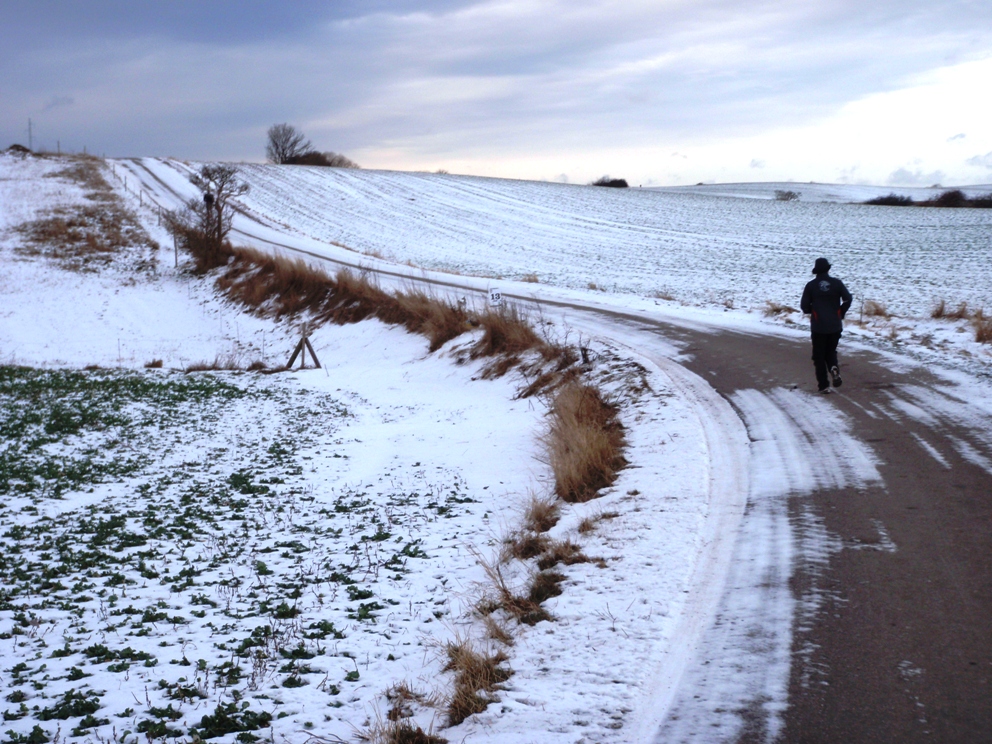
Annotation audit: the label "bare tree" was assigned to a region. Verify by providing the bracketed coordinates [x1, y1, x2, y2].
[165, 164, 249, 272]
[266, 123, 312, 164]
[190, 165, 250, 246]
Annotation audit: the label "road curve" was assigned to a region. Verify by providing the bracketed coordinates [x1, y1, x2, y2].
[641, 322, 992, 743]
[117, 158, 992, 742]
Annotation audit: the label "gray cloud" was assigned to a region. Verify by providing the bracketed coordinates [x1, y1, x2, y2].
[42, 96, 75, 112]
[947, 133, 966, 141]
[1, 1, 990, 173]
[966, 152, 992, 170]
[750, 159, 765, 169]
[887, 167, 946, 186]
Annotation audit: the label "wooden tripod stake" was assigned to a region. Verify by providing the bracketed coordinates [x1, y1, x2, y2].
[287, 324, 321, 369]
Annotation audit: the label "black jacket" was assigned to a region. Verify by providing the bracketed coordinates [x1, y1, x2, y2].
[801, 273, 852, 334]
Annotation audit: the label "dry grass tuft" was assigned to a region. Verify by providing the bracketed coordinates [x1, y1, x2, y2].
[523, 495, 559, 533]
[219, 249, 331, 317]
[472, 305, 543, 360]
[443, 640, 512, 726]
[932, 300, 971, 320]
[543, 381, 627, 503]
[577, 511, 619, 534]
[520, 273, 539, 283]
[482, 616, 514, 646]
[475, 552, 551, 626]
[506, 532, 550, 561]
[535, 539, 598, 570]
[183, 355, 245, 373]
[220, 256, 471, 351]
[527, 570, 565, 604]
[392, 288, 471, 352]
[764, 301, 798, 317]
[144, 359, 163, 369]
[975, 316, 992, 344]
[863, 300, 890, 318]
[356, 716, 447, 744]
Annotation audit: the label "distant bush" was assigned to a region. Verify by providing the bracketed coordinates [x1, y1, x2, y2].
[865, 193, 914, 206]
[931, 189, 967, 208]
[284, 150, 360, 168]
[774, 190, 800, 201]
[866, 190, 992, 208]
[591, 176, 628, 188]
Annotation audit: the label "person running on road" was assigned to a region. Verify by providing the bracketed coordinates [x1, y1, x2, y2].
[801, 257, 853, 393]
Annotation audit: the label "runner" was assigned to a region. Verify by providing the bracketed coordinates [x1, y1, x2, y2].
[800, 257, 853, 393]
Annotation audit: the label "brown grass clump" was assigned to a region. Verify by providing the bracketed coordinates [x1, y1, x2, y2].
[577, 511, 619, 534]
[863, 300, 890, 318]
[932, 300, 971, 320]
[975, 316, 992, 344]
[543, 382, 627, 503]
[356, 718, 447, 744]
[391, 288, 471, 352]
[219, 249, 331, 317]
[506, 532, 550, 561]
[764, 301, 798, 317]
[475, 552, 551, 626]
[144, 359, 163, 369]
[220, 255, 472, 352]
[482, 616, 514, 646]
[183, 355, 243, 373]
[527, 570, 565, 604]
[472, 305, 543, 359]
[443, 641, 512, 726]
[523, 495, 559, 533]
[535, 539, 599, 570]
[383, 723, 447, 744]
[520, 273, 539, 283]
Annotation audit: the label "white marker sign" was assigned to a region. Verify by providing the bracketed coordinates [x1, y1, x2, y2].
[488, 287, 503, 307]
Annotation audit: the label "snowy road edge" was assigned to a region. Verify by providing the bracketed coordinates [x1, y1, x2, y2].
[631, 351, 751, 742]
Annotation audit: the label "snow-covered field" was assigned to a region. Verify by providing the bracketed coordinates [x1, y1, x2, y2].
[122, 159, 992, 322]
[0, 154, 733, 744]
[2, 152, 991, 744]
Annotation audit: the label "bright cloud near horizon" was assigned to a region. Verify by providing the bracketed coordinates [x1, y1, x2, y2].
[3, 0, 991, 187]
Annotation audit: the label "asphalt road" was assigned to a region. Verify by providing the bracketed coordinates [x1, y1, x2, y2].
[652, 323, 992, 743]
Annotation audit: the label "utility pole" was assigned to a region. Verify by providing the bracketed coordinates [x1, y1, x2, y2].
[28, 119, 33, 151]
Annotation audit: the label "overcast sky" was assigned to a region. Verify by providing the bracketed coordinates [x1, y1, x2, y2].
[3, 1, 991, 186]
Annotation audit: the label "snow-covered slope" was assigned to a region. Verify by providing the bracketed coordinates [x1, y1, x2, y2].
[125, 159, 992, 321]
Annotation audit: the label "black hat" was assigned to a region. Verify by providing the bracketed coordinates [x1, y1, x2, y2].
[812, 257, 831, 274]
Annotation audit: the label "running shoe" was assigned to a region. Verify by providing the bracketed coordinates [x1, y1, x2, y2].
[829, 366, 843, 388]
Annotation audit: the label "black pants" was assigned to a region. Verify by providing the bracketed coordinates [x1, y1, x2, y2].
[811, 332, 841, 390]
